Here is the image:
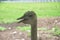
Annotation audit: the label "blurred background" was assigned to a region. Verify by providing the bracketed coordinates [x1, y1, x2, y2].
[0, 0, 60, 40]
[0, 0, 60, 2]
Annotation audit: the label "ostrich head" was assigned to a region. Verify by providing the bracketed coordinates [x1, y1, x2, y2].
[17, 11, 37, 40]
[17, 11, 37, 24]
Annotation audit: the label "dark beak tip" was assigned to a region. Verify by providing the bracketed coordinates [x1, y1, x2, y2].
[17, 19, 19, 20]
[17, 18, 20, 20]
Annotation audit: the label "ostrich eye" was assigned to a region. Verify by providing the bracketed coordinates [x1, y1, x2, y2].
[28, 14, 33, 17]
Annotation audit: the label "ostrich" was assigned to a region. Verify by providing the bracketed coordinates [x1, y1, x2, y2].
[17, 11, 37, 40]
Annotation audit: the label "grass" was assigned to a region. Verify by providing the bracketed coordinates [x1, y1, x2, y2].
[16, 26, 47, 31]
[0, 2, 60, 23]
[0, 26, 7, 31]
[53, 26, 60, 36]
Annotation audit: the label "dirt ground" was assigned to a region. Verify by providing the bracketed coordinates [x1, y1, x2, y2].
[0, 17, 60, 40]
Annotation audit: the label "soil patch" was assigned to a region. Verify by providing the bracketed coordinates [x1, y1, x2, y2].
[0, 17, 60, 40]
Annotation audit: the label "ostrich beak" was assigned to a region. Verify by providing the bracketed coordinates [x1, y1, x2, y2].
[17, 15, 29, 23]
[17, 16, 24, 23]
[17, 16, 24, 20]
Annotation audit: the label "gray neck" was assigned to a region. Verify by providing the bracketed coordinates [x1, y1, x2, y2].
[31, 19, 37, 40]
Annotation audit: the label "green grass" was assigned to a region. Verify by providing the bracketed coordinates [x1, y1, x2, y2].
[0, 2, 60, 23]
[0, 26, 7, 31]
[16, 26, 47, 31]
[53, 26, 60, 36]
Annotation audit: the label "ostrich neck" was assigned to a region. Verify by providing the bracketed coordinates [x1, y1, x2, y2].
[31, 20, 37, 40]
